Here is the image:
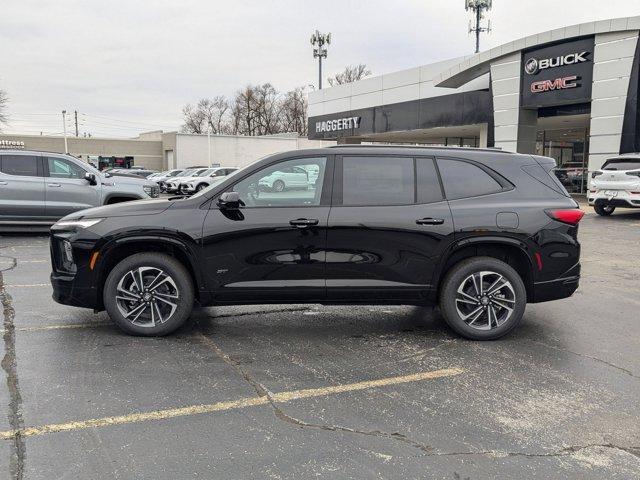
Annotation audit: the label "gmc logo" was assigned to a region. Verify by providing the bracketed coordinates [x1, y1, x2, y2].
[530, 75, 579, 93]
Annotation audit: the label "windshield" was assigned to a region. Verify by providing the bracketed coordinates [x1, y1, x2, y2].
[176, 169, 196, 177]
[194, 168, 212, 176]
[602, 159, 640, 171]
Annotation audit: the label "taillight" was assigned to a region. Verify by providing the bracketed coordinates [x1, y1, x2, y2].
[545, 209, 585, 225]
[625, 171, 640, 177]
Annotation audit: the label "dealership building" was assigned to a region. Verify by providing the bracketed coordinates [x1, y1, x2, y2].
[308, 16, 640, 193]
[0, 131, 331, 171]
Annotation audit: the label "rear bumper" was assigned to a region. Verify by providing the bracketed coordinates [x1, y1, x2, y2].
[51, 272, 99, 309]
[531, 263, 580, 303]
[589, 190, 640, 207]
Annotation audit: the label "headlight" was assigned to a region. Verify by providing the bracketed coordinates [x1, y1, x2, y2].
[54, 218, 104, 229]
[143, 185, 154, 196]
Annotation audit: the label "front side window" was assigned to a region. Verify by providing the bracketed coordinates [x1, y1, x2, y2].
[342, 156, 414, 206]
[47, 157, 86, 179]
[231, 157, 326, 207]
[437, 158, 503, 200]
[0, 155, 39, 177]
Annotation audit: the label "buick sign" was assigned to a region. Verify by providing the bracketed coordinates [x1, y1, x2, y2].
[524, 51, 589, 75]
[315, 116, 361, 133]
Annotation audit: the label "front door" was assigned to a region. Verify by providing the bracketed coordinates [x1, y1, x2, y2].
[326, 155, 454, 302]
[44, 155, 100, 219]
[201, 156, 331, 303]
[0, 153, 46, 221]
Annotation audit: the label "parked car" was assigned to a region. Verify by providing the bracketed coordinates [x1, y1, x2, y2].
[152, 169, 184, 191]
[0, 150, 159, 229]
[109, 168, 158, 178]
[50, 146, 582, 340]
[165, 168, 210, 194]
[258, 165, 311, 192]
[181, 167, 238, 194]
[589, 154, 640, 215]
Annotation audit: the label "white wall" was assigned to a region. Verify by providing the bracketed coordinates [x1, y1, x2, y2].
[174, 134, 333, 169]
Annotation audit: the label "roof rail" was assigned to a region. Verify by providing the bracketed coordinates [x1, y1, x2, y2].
[327, 144, 514, 154]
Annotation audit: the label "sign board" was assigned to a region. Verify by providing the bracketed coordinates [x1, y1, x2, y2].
[520, 36, 594, 108]
[0, 140, 25, 149]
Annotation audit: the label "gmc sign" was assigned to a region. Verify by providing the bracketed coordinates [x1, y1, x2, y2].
[530, 75, 579, 93]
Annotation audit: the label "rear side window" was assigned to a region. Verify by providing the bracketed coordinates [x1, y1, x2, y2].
[437, 158, 502, 200]
[0, 155, 39, 177]
[343, 156, 413, 206]
[602, 159, 640, 170]
[416, 157, 444, 204]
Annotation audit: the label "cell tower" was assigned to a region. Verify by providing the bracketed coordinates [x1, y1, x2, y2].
[465, 0, 492, 53]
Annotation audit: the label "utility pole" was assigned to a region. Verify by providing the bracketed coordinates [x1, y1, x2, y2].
[207, 126, 212, 167]
[310, 30, 331, 89]
[465, 0, 492, 53]
[62, 110, 68, 154]
[74, 110, 79, 137]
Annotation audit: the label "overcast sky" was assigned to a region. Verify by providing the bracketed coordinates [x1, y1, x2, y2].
[1, 0, 638, 137]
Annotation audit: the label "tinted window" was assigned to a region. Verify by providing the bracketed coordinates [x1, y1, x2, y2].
[416, 157, 443, 204]
[47, 157, 86, 179]
[232, 157, 326, 207]
[0, 155, 39, 177]
[437, 158, 502, 200]
[343, 156, 413, 206]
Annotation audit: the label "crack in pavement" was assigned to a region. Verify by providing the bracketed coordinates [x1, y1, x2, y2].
[196, 324, 437, 454]
[0, 248, 26, 480]
[196, 324, 640, 464]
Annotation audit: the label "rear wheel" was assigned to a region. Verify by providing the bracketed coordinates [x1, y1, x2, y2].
[104, 253, 194, 336]
[594, 204, 615, 216]
[439, 257, 526, 340]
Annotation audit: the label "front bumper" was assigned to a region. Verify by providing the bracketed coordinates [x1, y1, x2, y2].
[51, 272, 99, 309]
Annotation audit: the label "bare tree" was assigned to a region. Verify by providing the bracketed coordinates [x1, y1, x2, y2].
[0, 89, 8, 131]
[181, 102, 207, 134]
[280, 87, 308, 136]
[181, 96, 231, 134]
[253, 83, 280, 135]
[327, 64, 372, 86]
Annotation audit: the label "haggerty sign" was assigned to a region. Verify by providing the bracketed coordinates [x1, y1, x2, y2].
[315, 116, 361, 133]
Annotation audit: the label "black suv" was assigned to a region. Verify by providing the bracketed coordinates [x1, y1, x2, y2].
[50, 146, 582, 340]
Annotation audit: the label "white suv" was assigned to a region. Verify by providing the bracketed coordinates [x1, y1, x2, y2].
[181, 167, 238, 194]
[589, 154, 640, 215]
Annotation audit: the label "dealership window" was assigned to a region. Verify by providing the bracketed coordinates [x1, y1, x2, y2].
[47, 157, 86, 179]
[437, 158, 502, 200]
[232, 157, 326, 207]
[0, 155, 39, 177]
[342, 156, 414, 206]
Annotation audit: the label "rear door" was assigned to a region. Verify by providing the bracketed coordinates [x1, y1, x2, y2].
[44, 155, 100, 219]
[0, 153, 46, 221]
[325, 155, 454, 302]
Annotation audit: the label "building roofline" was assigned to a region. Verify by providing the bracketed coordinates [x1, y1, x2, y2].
[433, 15, 640, 88]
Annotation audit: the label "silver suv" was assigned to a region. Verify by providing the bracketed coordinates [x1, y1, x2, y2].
[0, 150, 160, 228]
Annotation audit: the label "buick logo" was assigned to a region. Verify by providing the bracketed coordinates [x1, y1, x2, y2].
[524, 58, 539, 75]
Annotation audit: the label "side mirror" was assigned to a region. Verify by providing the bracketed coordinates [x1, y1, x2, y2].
[85, 172, 97, 185]
[218, 191, 241, 209]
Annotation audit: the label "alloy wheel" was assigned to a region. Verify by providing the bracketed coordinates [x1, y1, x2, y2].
[115, 266, 180, 327]
[454, 271, 516, 330]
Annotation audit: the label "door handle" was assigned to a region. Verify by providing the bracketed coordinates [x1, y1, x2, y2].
[416, 217, 444, 225]
[48, 183, 61, 187]
[289, 218, 319, 227]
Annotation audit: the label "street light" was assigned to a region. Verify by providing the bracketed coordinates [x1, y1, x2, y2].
[465, 0, 492, 53]
[310, 30, 331, 89]
[61, 110, 68, 154]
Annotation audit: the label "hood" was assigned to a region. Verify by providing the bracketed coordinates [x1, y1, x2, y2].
[60, 198, 175, 221]
[102, 174, 151, 186]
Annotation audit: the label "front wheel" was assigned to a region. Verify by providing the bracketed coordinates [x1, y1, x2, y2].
[594, 204, 615, 216]
[196, 183, 207, 192]
[272, 179, 285, 192]
[104, 253, 194, 336]
[439, 257, 527, 340]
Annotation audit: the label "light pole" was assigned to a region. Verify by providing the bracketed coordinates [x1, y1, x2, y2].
[61, 110, 68, 153]
[207, 126, 212, 167]
[310, 30, 331, 89]
[465, 0, 492, 53]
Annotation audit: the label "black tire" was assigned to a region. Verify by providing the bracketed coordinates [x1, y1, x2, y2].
[438, 257, 527, 340]
[196, 183, 207, 192]
[273, 179, 285, 192]
[594, 203, 615, 216]
[104, 253, 194, 336]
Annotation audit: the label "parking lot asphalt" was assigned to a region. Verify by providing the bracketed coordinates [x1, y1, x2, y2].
[0, 203, 639, 479]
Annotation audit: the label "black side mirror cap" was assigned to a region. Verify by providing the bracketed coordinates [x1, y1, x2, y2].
[218, 191, 241, 209]
[85, 172, 97, 185]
